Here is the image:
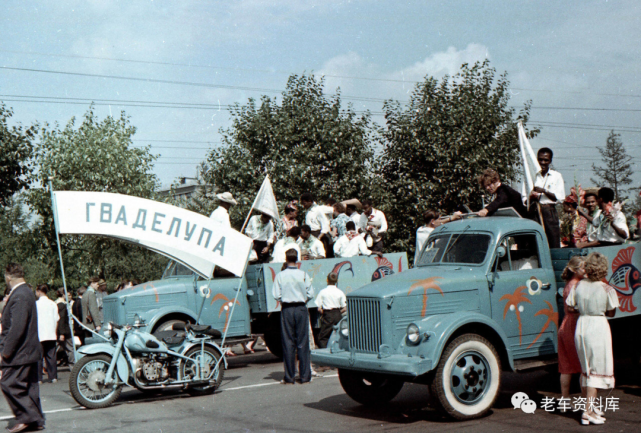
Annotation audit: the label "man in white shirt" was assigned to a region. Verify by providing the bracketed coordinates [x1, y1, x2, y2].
[301, 193, 332, 257]
[246, 212, 275, 263]
[578, 187, 629, 248]
[529, 148, 565, 248]
[35, 285, 59, 383]
[271, 227, 302, 263]
[334, 222, 382, 258]
[209, 192, 237, 227]
[315, 272, 346, 348]
[358, 199, 388, 252]
[578, 192, 601, 241]
[297, 225, 326, 260]
[415, 210, 440, 264]
[344, 203, 361, 227]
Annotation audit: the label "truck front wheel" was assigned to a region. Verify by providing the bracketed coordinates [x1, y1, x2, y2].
[338, 369, 404, 406]
[430, 334, 501, 420]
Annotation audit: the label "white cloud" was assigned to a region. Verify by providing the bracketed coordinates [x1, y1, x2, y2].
[387, 44, 490, 82]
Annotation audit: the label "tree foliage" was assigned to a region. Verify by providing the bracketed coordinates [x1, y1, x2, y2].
[203, 74, 375, 226]
[375, 61, 538, 258]
[27, 107, 166, 285]
[591, 130, 633, 203]
[0, 104, 36, 205]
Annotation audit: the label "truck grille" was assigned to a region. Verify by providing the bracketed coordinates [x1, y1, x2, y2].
[348, 298, 382, 353]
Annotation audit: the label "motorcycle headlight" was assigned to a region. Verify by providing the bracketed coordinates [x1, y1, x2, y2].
[339, 319, 349, 338]
[406, 323, 421, 345]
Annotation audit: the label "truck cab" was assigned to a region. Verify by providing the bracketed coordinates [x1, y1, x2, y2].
[312, 216, 563, 420]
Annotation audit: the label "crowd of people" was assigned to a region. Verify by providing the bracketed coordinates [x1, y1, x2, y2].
[209, 191, 389, 264]
[413, 147, 632, 263]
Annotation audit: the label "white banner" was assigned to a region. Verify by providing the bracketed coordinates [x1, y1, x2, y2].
[53, 191, 253, 277]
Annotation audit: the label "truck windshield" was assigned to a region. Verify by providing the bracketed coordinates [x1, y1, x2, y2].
[418, 233, 491, 266]
[162, 260, 195, 279]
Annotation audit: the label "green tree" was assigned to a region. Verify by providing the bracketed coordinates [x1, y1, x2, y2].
[591, 130, 633, 203]
[376, 61, 538, 259]
[203, 74, 376, 226]
[0, 104, 37, 205]
[28, 107, 166, 285]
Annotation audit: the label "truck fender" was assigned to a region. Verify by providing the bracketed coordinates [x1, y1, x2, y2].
[180, 342, 229, 370]
[77, 343, 131, 385]
[412, 311, 515, 372]
[147, 306, 198, 330]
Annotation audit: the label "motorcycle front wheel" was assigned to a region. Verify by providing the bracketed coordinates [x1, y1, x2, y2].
[69, 354, 122, 409]
[180, 346, 225, 396]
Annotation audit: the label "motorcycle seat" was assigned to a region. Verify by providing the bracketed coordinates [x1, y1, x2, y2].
[152, 330, 186, 346]
[172, 323, 223, 339]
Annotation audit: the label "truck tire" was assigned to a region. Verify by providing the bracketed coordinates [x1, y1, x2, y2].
[262, 329, 283, 360]
[154, 319, 187, 332]
[429, 334, 501, 420]
[338, 369, 404, 406]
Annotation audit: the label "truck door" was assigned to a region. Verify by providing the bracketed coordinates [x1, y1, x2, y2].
[196, 276, 251, 338]
[490, 232, 557, 359]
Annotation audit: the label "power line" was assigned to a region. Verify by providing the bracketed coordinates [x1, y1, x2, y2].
[0, 66, 389, 104]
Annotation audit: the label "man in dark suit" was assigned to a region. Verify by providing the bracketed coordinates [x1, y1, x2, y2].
[0, 263, 45, 432]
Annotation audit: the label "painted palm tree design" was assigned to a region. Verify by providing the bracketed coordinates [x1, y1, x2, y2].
[526, 300, 558, 349]
[211, 293, 240, 333]
[499, 286, 532, 345]
[408, 277, 444, 317]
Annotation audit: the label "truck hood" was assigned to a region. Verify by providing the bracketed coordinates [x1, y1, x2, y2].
[348, 265, 487, 299]
[105, 277, 190, 302]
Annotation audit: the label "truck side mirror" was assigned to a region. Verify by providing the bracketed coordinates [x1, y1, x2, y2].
[496, 246, 507, 258]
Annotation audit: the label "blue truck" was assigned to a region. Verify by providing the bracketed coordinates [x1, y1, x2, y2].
[311, 215, 641, 420]
[102, 253, 408, 358]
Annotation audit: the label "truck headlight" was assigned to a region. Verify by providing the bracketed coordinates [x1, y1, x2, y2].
[339, 319, 349, 338]
[406, 323, 421, 345]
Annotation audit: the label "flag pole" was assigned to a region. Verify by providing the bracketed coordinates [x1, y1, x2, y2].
[240, 182, 263, 234]
[48, 179, 78, 363]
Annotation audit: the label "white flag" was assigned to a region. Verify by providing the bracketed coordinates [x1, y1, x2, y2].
[251, 175, 280, 221]
[518, 122, 541, 208]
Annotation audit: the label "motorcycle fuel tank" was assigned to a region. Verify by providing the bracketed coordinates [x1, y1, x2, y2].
[124, 331, 167, 353]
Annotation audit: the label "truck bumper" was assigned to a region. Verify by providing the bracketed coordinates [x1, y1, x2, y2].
[311, 348, 433, 377]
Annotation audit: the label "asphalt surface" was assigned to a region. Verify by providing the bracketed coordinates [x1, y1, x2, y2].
[0, 342, 639, 433]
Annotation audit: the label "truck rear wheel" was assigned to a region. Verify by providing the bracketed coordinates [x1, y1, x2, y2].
[338, 369, 404, 406]
[429, 334, 501, 420]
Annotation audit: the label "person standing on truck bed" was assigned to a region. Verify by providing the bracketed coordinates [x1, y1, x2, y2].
[358, 199, 388, 252]
[477, 169, 529, 218]
[246, 212, 275, 264]
[577, 187, 629, 248]
[209, 192, 237, 227]
[577, 192, 601, 242]
[334, 221, 382, 258]
[529, 147, 565, 248]
[301, 193, 333, 258]
[271, 227, 302, 263]
[298, 225, 326, 260]
[272, 249, 315, 385]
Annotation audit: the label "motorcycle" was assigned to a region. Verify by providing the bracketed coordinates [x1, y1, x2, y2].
[69, 288, 227, 409]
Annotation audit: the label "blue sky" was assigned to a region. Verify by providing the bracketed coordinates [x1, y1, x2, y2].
[2, 0, 641, 197]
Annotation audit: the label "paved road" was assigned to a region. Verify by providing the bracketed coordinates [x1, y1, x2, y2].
[1, 344, 639, 432]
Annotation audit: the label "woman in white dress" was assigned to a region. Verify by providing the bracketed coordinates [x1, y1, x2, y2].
[566, 252, 619, 425]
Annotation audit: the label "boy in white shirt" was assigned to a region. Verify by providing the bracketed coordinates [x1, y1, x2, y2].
[315, 272, 346, 349]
